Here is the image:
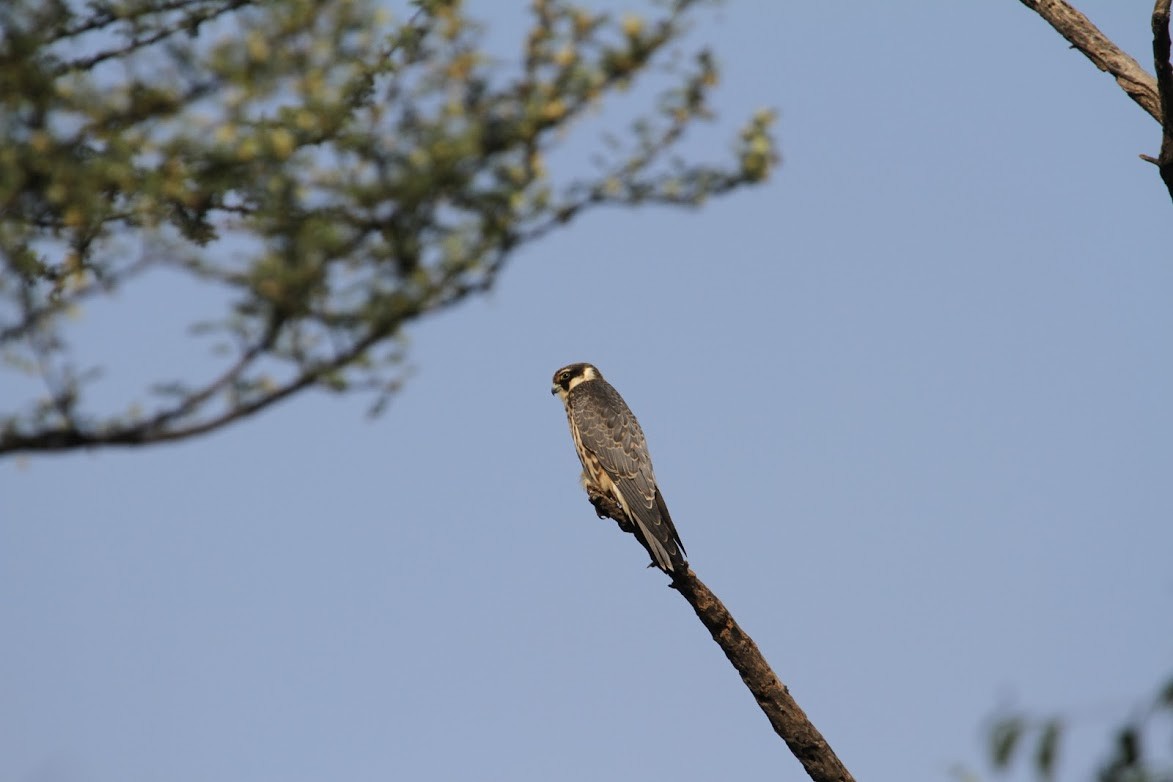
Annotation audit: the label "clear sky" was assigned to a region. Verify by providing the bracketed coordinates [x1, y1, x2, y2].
[4, 3, 1171, 781]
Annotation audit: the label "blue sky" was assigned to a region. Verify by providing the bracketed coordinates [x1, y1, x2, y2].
[4, 2, 1172, 781]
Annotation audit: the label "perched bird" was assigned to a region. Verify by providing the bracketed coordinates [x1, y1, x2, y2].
[551, 362, 687, 573]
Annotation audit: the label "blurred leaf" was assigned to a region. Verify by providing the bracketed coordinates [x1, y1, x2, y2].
[1098, 724, 1142, 782]
[1118, 726, 1140, 766]
[1035, 718, 1062, 781]
[0, 0, 777, 456]
[1159, 677, 1173, 709]
[991, 715, 1026, 769]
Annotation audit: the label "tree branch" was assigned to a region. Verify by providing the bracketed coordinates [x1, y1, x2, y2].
[1016, 0, 1162, 123]
[1148, 0, 1173, 197]
[1153, 1, 1173, 127]
[0, 0, 778, 458]
[53, 0, 253, 75]
[0, 334, 357, 453]
[670, 572, 856, 782]
[588, 492, 856, 782]
[1017, 0, 1173, 200]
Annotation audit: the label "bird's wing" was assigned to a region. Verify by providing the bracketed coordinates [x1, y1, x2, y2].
[570, 382, 686, 571]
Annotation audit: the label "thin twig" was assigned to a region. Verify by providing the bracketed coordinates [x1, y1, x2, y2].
[53, 0, 252, 75]
[49, 0, 222, 41]
[0, 322, 387, 453]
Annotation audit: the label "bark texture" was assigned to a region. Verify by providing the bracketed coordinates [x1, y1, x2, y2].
[1150, 0, 1173, 194]
[1017, 0, 1173, 201]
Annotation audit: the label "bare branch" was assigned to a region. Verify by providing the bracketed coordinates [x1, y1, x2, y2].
[588, 492, 856, 782]
[671, 571, 857, 782]
[1017, 1, 1173, 199]
[1149, 0, 1173, 197]
[1153, 0, 1173, 125]
[1016, 0, 1162, 123]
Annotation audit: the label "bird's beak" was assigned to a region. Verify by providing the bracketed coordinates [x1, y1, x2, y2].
[550, 386, 558, 396]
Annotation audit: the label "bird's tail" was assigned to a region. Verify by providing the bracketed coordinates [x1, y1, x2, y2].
[635, 490, 686, 574]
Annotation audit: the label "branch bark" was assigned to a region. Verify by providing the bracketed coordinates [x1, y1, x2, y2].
[670, 570, 856, 782]
[1016, 0, 1161, 122]
[1149, 0, 1173, 195]
[1016, 0, 1173, 201]
[588, 492, 856, 782]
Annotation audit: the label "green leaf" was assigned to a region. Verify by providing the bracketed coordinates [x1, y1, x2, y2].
[1158, 676, 1173, 709]
[1034, 718, 1062, 780]
[990, 716, 1025, 769]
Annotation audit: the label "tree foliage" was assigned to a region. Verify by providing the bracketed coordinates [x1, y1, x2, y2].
[988, 674, 1173, 782]
[0, 0, 776, 456]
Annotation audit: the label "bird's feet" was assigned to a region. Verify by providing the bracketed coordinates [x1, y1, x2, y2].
[586, 489, 634, 532]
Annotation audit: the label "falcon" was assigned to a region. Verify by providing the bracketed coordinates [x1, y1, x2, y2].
[551, 362, 687, 574]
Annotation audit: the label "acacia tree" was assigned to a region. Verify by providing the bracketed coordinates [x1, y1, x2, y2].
[0, 0, 775, 455]
[1, 4, 862, 780]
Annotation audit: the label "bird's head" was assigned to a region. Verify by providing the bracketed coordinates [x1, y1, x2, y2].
[551, 362, 601, 400]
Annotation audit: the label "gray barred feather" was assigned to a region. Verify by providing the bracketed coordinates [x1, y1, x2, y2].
[567, 377, 687, 573]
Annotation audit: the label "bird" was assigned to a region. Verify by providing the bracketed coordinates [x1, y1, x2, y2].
[551, 362, 687, 574]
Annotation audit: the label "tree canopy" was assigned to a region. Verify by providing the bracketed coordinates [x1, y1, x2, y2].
[0, 0, 776, 457]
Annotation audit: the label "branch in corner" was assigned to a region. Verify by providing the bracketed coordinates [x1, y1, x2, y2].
[1018, 0, 1173, 201]
[1017, 0, 1161, 122]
